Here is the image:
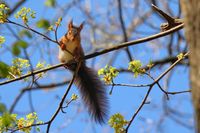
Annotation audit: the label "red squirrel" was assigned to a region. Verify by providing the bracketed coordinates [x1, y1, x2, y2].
[58, 20, 108, 124]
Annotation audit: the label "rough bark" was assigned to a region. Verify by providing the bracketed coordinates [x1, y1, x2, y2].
[181, 1, 200, 132]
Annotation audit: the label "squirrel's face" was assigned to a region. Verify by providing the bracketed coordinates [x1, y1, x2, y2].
[66, 20, 84, 41]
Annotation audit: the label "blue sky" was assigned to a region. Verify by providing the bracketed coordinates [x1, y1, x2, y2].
[0, 0, 193, 133]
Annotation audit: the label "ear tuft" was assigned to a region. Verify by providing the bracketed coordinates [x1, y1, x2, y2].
[79, 21, 85, 31]
[68, 19, 73, 29]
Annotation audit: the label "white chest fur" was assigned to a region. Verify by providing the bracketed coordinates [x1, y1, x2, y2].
[58, 41, 77, 63]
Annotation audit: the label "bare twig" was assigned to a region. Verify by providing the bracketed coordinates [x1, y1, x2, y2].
[46, 61, 81, 133]
[9, 89, 26, 113]
[152, 4, 184, 31]
[117, 0, 132, 61]
[125, 85, 153, 132]
[125, 52, 189, 132]
[6, 19, 58, 44]
[111, 83, 151, 88]
[8, 0, 26, 15]
[11, 62, 81, 133]
[84, 23, 184, 60]
[154, 52, 189, 82]
[145, 73, 169, 100]
[166, 89, 191, 95]
[0, 23, 184, 86]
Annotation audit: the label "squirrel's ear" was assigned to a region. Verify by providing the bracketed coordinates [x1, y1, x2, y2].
[68, 20, 73, 29]
[79, 21, 84, 31]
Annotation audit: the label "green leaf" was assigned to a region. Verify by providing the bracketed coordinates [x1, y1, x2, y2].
[12, 44, 21, 56]
[177, 53, 184, 60]
[71, 94, 78, 100]
[108, 113, 128, 132]
[0, 61, 9, 78]
[0, 103, 7, 113]
[1, 112, 14, 128]
[0, 4, 9, 23]
[0, 36, 5, 46]
[128, 60, 145, 78]
[36, 127, 40, 132]
[14, 7, 36, 24]
[12, 40, 28, 55]
[45, 0, 56, 7]
[20, 41, 28, 49]
[36, 19, 50, 29]
[15, 40, 28, 48]
[19, 30, 32, 38]
[98, 65, 119, 84]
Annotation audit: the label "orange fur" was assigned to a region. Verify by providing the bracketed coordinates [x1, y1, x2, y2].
[58, 21, 108, 124]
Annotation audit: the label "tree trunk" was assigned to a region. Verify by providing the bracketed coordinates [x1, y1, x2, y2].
[181, 1, 200, 132]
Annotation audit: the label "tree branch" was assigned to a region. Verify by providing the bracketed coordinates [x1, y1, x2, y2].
[117, 0, 132, 61]
[125, 52, 189, 132]
[0, 23, 184, 86]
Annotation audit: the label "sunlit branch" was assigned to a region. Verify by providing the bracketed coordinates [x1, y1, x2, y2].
[0, 23, 184, 86]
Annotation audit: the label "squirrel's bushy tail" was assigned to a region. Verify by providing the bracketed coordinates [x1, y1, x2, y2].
[74, 64, 108, 124]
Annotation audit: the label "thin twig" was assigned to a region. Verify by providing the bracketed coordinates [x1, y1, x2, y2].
[46, 61, 81, 133]
[9, 90, 26, 113]
[84, 23, 184, 59]
[125, 85, 153, 132]
[8, 0, 26, 15]
[6, 19, 58, 44]
[117, 0, 132, 61]
[154, 52, 189, 82]
[0, 23, 184, 86]
[152, 4, 183, 31]
[111, 83, 151, 88]
[11, 62, 81, 133]
[125, 52, 189, 132]
[145, 73, 169, 100]
[166, 89, 191, 95]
